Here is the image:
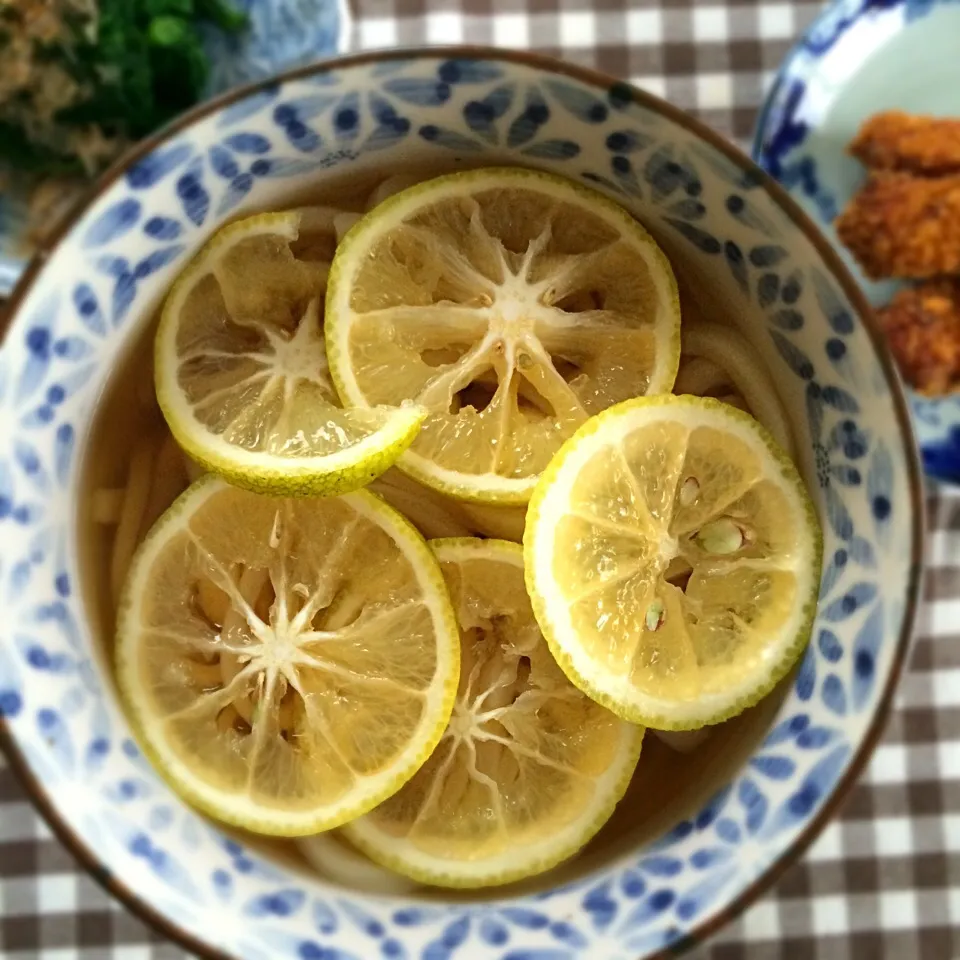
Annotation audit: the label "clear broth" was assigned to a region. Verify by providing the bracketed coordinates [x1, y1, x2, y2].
[78, 163, 792, 899]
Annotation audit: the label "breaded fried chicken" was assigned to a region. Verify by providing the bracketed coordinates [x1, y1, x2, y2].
[835, 171, 960, 279]
[850, 110, 960, 175]
[876, 280, 960, 395]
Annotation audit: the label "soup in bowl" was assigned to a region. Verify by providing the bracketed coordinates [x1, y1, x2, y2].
[0, 49, 923, 960]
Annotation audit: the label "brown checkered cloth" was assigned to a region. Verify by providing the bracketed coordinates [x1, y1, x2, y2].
[2, 1, 959, 958]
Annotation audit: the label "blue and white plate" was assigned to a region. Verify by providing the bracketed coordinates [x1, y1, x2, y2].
[0, 0, 349, 298]
[752, 0, 960, 481]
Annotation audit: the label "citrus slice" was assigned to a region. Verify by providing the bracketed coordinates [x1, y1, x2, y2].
[524, 395, 822, 729]
[115, 475, 459, 836]
[325, 168, 681, 504]
[155, 211, 426, 496]
[342, 538, 643, 887]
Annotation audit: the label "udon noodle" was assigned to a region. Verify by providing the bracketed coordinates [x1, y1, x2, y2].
[88, 167, 799, 885]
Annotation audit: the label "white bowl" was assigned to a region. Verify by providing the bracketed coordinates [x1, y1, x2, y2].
[0, 48, 923, 960]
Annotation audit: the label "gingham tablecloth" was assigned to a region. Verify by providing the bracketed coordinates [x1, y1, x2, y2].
[2, 1, 959, 957]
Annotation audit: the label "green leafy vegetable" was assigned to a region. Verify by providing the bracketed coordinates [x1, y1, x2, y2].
[0, 0, 248, 175]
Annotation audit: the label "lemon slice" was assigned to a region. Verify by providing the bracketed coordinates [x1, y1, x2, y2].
[155, 211, 426, 496]
[342, 538, 643, 887]
[524, 396, 822, 730]
[325, 168, 681, 504]
[115, 475, 459, 836]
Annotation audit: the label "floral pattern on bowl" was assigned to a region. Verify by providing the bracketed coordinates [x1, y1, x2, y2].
[0, 50, 922, 960]
[751, 0, 960, 481]
[0, 0, 349, 298]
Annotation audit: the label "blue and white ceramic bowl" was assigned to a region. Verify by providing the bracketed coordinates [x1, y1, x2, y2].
[0, 49, 923, 960]
[0, 0, 349, 298]
[752, 0, 960, 482]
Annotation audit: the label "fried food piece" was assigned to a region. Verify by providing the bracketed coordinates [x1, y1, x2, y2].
[850, 111, 960, 175]
[877, 280, 960, 395]
[835, 172, 960, 279]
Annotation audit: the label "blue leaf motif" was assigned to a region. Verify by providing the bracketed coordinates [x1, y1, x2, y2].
[549, 921, 587, 948]
[617, 889, 675, 935]
[384, 78, 451, 107]
[849, 535, 877, 568]
[478, 916, 509, 946]
[749, 244, 788, 267]
[55, 424, 74, 486]
[724, 241, 748, 291]
[867, 441, 893, 540]
[666, 198, 705, 219]
[332, 93, 361, 142]
[83, 198, 141, 248]
[675, 865, 738, 920]
[619, 868, 646, 897]
[298, 942, 359, 960]
[757, 273, 780, 308]
[821, 385, 860, 413]
[763, 713, 809, 747]
[822, 582, 876, 622]
[144, 216, 182, 241]
[817, 628, 843, 662]
[111, 272, 136, 326]
[749, 754, 796, 780]
[438, 59, 504, 83]
[825, 485, 854, 541]
[638, 854, 683, 877]
[582, 881, 617, 931]
[126, 143, 191, 188]
[15, 294, 57, 405]
[605, 129, 652, 153]
[224, 133, 272, 154]
[716, 817, 741, 844]
[643, 147, 686, 199]
[312, 900, 338, 934]
[419, 126, 483, 152]
[209, 145, 240, 179]
[737, 775, 768, 834]
[771, 308, 804, 331]
[95, 255, 129, 279]
[796, 645, 815, 700]
[819, 546, 848, 600]
[696, 784, 731, 829]
[763, 744, 851, 838]
[604, 156, 639, 196]
[217, 173, 255, 216]
[852, 602, 883, 710]
[543, 79, 608, 123]
[338, 899, 384, 936]
[690, 846, 733, 869]
[806, 381, 825, 441]
[135, 246, 185, 280]
[507, 87, 549, 148]
[797, 725, 838, 749]
[500, 909, 548, 930]
[463, 84, 514, 142]
[277, 95, 337, 122]
[811, 267, 855, 335]
[725, 193, 775, 235]
[770, 330, 814, 379]
[522, 140, 580, 160]
[217, 88, 280, 127]
[664, 219, 721, 254]
[244, 889, 306, 917]
[176, 161, 209, 226]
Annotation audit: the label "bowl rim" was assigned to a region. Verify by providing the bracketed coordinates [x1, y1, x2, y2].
[0, 44, 926, 960]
